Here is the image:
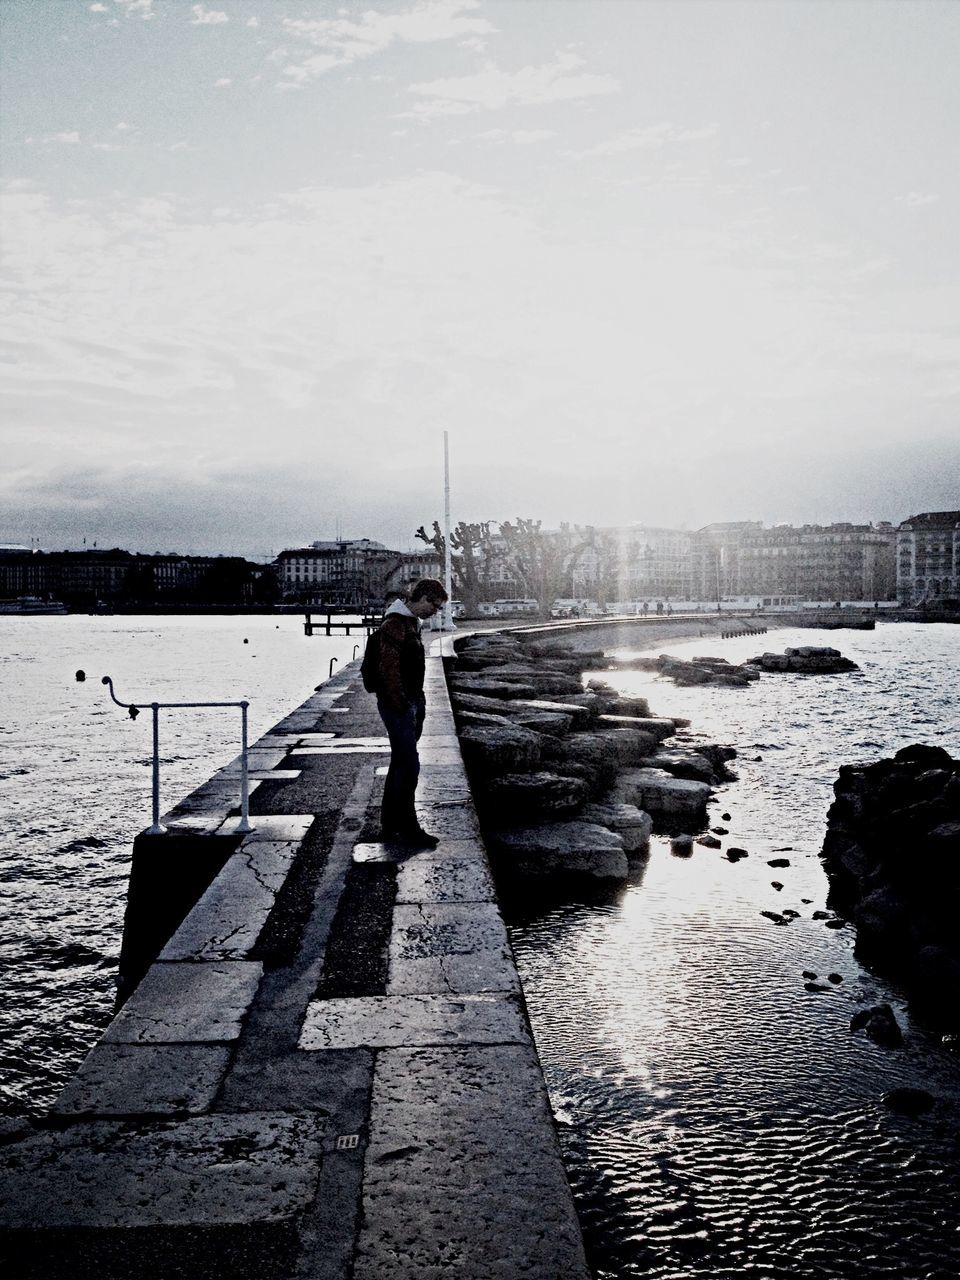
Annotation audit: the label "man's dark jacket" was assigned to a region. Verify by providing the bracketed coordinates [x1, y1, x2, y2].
[377, 613, 425, 712]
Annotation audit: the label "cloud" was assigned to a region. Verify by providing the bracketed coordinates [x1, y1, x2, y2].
[46, 132, 82, 145]
[3, 174, 958, 553]
[247, 17, 259, 29]
[576, 121, 718, 158]
[478, 128, 556, 146]
[897, 192, 939, 208]
[89, 3, 108, 11]
[190, 4, 228, 25]
[113, 0, 155, 17]
[214, 78, 233, 88]
[511, 129, 556, 145]
[277, 0, 496, 83]
[403, 52, 619, 120]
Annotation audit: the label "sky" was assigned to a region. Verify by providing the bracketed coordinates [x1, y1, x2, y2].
[1, 0, 958, 558]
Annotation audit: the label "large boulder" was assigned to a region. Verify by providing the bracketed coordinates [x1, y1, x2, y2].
[458, 725, 543, 773]
[581, 802, 653, 856]
[609, 768, 711, 825]
[455, 709, 515, 729]
[512, 712, 575, 737]
[488, 822, 628, 883]
[484, 664, 585, 695]
[548, 692, 603, 724]
[514, 698, 594, 729]
[481, 770, 590, 819]
[590, 728, 660, 767]
[648, 751, 716, 783]
[453, 690, 531, 716]
[454, 692, 578, 735]
[540, 733, 618, 793]
[449, 674, 538, 700]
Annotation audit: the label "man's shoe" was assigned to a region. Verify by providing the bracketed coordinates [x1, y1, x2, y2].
[399, 826, 440, 849]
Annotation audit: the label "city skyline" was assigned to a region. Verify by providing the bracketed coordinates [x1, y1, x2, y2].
[2, 1, 959, 556]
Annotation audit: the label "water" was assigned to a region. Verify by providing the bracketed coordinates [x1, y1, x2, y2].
[0, 614, 356, 1115]
[507, 623, 960, 1280]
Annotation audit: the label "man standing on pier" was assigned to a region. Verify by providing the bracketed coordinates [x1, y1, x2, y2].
[376, 577, 448, 848]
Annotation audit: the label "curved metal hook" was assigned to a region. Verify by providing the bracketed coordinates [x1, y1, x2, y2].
[329, 657, 338, 677]
[102, 675, 141, 719]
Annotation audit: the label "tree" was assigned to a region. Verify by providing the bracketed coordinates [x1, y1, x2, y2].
[497, 519, 595, 617]
[415, 520, 498, 615]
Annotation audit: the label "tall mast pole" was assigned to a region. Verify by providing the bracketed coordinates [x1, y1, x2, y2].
[443, 431, 454, 630]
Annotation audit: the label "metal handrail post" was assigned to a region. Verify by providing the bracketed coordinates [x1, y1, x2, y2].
[238, 701, 251, 834]
[94, 676, 255, 836]
[148, 703, 163, 835]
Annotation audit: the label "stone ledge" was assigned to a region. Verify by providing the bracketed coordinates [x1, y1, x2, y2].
[354, 1044, 590, 1280]
[51, 1043, 232, 1118]
[299, 993, 527, 1050]
[0, 1112, 325, 1230]
[388, 904, 519, 996]
[160, 842, 301, 961]
[104, 962, 263, 1044]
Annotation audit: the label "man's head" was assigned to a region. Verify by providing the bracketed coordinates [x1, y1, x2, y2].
[408, 577, 449, 620]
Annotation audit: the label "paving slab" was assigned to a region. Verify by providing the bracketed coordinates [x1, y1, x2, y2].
[215, 814, 314, 841]
[160, 843, 300, 961]
[354, 1044, 589, 1280]
[104, 962, 263, 1044]
[388, 904, 518, 995]
[51, 1043, 232, 1117]
[299, 994, 527, 1050]
[395, 857, 495, 904]
[413, 803, 483, 842]
[0, 1112, 326, 1229]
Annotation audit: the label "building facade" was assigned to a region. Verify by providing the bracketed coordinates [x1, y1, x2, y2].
[275, 539, 445, 608]
[896, 511, 960, 605]
[690, 522, 896, 603]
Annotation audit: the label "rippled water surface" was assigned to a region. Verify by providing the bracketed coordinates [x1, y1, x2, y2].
[0, 614, 355, 1114]
[508, 623, 960, 1280]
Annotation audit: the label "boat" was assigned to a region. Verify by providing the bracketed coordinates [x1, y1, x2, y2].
[0, 595, 69, 615]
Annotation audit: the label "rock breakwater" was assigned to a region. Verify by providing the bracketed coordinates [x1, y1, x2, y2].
[449, 633, 736, 888]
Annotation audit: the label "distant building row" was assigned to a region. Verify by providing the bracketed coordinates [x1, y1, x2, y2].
[0, 548, 277, 608]
[278, 514, 956, 610]
[2, 511, 956, 610]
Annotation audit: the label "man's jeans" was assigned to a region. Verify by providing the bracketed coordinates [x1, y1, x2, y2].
[377, 695, 425, 835]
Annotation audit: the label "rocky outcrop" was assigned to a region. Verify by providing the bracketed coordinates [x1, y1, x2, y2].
[820, 744, 960, 1028]
[614, 654, 761, 687]
[580, 802, 652, 856]
[458, 724, 543, 772]
[488, 822, 628, 884]
[608, 768, 711, 825]
[747, 647, 859, 674]
[449, 634, 740, 891]
[850, 1003, 903, 1048]
[482, 770, 592, 820]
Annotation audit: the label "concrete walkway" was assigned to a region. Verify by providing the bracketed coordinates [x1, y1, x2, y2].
[0, 644, 589, 1279]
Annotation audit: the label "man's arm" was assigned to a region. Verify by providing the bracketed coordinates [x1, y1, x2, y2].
[378, 616, 411, 713]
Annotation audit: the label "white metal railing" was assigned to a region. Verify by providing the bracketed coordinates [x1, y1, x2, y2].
[87, 673, 252, 836]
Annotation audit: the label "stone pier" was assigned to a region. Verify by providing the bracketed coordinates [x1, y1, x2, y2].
[0, 641, 589, 1279]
